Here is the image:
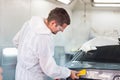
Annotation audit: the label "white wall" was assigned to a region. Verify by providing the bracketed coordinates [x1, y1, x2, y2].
[30, 0, 72, 18]
[71, 1, 120, 52]
[64, 10, 90, 52]
[0, 0, 31, 47]
[67, 1, 91, 52]
[90, 8, 120, 39]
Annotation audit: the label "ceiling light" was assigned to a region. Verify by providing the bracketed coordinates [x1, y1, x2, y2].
[3, 48, 18, 57]
[92, 0, 120, 7]
[93, 3, 120, 7]
[93, 0, 120, 3]
[57, 0, 72, 4]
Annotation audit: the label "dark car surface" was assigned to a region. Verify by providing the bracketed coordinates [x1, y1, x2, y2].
[65, 45, 120, 80]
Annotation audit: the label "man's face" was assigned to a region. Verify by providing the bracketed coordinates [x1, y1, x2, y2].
[52, 24, 68, 34]
[49, 20, 68, 34]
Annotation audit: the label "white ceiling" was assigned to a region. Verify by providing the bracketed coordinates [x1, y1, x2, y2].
[47, 0, 92, 10]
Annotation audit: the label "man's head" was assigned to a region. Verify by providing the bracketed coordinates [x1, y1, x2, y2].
[46, 7, 70, 34]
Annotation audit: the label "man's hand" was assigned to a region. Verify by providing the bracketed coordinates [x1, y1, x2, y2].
[70, 70, 79, 80]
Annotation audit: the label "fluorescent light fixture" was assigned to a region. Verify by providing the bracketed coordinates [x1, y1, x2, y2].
[57, 0, 72, 4]
[3, 48, 18, 57]
[93, 0, 120, 3]
[94, 3, 120, 7]
[92, 0, 120, 7]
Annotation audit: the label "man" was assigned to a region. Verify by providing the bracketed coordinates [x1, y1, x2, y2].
[13, 7, 79, 80]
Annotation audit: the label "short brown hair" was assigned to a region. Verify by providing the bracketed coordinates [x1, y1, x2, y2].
[47, 7, 70, 26]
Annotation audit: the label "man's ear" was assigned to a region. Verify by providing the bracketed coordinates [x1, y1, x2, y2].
[49, 20, 57, 26]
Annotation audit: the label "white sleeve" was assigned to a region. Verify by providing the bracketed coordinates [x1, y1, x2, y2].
[13, 31, 20, 48]
[37, 35, 71, 79]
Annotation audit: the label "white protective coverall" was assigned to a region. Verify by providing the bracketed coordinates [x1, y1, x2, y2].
[13, 16, 71, 80]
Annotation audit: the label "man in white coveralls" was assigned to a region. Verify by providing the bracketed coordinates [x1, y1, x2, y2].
[13, 7, 79, 80]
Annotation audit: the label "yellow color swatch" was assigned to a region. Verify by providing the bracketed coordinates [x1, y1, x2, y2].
[77, 69, 87, 77]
